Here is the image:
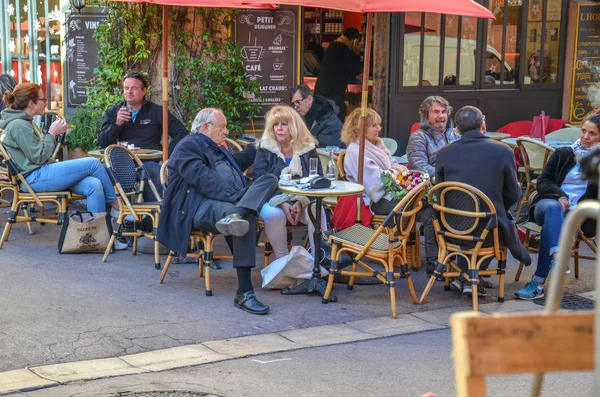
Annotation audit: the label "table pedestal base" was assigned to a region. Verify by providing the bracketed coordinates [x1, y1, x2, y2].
[281, 277, 337, 302]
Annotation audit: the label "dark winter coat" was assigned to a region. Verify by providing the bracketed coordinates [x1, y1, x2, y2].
[156, 134, 255, 256]
[303, 95, 344, 148]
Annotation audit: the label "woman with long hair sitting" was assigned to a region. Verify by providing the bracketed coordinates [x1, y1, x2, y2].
[253, 105, 327, 260]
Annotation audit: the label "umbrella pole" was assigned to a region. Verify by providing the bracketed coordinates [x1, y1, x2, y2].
[357, 12, 373, 221]
[162, 5, 169, 162]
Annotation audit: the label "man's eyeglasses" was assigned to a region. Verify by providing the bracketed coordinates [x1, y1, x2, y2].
[292, 96, 307, 107]
[208, 122, 227, 133]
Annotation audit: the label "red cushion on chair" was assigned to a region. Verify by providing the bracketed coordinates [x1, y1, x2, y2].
[546, 119, 570, 134]
[496, 121, 533, 138]
[410, 122, 420, 133]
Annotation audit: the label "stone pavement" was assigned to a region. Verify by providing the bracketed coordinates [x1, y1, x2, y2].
[0, 210, 596, 395]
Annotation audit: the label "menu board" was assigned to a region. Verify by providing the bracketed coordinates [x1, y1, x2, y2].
[569, 4, 600, 124]
[65, 12, 106, 108]
[233, 6, 300, 125]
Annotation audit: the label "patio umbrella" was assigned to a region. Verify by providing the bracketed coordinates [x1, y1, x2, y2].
[110, 0, 275, 161]
[246, 0, 494, 184]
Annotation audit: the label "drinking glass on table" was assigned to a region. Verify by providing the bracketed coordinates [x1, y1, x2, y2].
[309, 158, 319, 177]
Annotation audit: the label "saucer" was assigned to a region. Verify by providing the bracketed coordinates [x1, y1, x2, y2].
[279, 181, 296, 187]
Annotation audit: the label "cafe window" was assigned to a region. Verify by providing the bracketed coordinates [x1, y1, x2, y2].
[1, 0, 63, 108]
[399, 0, 564, 89]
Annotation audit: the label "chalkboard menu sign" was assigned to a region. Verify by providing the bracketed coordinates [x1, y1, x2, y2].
[65, 12, 106, 108]
[569, 4, 600, 124]
[233, 6, 300, 125]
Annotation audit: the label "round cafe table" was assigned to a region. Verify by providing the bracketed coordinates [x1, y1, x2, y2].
[500, 138, 572, 149]
[485, 131, 511, 141]
[278, 180, 364, 301]
[88, 149, 163, 161]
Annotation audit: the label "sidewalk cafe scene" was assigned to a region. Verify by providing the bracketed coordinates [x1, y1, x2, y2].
[1, 0, 600, 395]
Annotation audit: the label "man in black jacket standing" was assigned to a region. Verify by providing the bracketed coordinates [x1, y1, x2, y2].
[291, 84, 343, 147]
[98, 72, 188, 199]
[435, 106, 531, 296]
[157, 108, 277, 315]
[314, 27, 363, 122]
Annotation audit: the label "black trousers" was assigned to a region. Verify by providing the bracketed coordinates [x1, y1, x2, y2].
[192, 174, 278, 268]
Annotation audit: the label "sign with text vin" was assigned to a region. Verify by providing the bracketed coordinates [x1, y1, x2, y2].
[233, 6, 300, 129]
[65, 12, 106, 108]
[569, 4, 600, 124]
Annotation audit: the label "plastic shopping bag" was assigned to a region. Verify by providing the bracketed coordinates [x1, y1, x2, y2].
[261, 246, 329, 289]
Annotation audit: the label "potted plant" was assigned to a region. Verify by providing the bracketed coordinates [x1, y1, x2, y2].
[64, 106, 101, 159]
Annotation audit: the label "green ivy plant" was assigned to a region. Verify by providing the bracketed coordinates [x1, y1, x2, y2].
[64, 106, 101, 151]
[74, 3, 260, 142]
[170, 8, 261, 134]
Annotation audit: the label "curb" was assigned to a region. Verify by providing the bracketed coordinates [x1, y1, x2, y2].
[0, 292, 593, 395]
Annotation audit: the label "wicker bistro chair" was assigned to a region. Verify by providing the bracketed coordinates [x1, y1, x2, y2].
[102, 145, 163, 269]
[322, 181, 429, 318]
[515, 137, 555, 221]
[0, 139, 71, 247]
[158, 159, 230, 296]
[514, 192, 597, 281]
[418, 182, 507, 311]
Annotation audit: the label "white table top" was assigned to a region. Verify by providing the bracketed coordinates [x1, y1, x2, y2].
[485, 132, 512, 140]
[501, 138, 572, 148]
[278, 180, 364, 198]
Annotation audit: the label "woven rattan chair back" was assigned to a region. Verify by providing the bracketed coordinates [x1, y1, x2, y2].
[224, 138, 243, 153]
[517, 137, 554, 174]
[105, 145, 140, 194]
[419, 181, 506, 311]
[160, 160, 169, 193]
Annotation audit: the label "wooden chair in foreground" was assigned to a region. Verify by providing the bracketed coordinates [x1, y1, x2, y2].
[102, 145, 163, 269]
[452, 199, 598, 397]
[323, 181, 429, 318]
[0, 140, 70, 247]
[158, 159, 230, 296]
[515, 192, 597, 281]
[419, 182, 507, 311]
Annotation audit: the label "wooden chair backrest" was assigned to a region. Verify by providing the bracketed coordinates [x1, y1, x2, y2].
[516, 137, 555, 174]
[451, 311, 593, 397]
[0, 138, 44, 206]
[160, 159, 169, 192]
[337, 151, 346, 180]
[225, 137, 243, 152]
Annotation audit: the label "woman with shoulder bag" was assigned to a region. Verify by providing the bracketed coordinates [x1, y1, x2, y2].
[253, 105, 327, 260]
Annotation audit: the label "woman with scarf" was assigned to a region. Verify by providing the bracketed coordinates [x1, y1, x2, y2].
[341, 108, 408, 215]
[516, 112, 600, 300]
[253, 105, 326, 261]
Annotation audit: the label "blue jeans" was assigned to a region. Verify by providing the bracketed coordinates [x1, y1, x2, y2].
[24, 157, 117, 213]
[533, 198, 566, 283]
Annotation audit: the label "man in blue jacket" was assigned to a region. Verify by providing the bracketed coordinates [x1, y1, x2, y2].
[157, 108, 277, 315]
[99, 72, 188, 199]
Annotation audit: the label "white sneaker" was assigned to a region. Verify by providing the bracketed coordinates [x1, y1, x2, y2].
[111, 208, 134, 222]
[565, 267, 571, 275]
[114, 240, 128, 250]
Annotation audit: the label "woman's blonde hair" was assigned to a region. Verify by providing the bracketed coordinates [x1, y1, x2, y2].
[341, 107, 381, 144]
[260, 105, 318, 149]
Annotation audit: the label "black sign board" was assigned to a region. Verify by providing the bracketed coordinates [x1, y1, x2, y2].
[569, 4, 600, 124]
[233, 6, 300, 127]
[65, 12, 106, 108]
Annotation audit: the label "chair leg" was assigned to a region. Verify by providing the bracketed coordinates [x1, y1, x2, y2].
[102, 234, 117, 262]
[347, 261, 358, 290]
[389, 282, 397, 319]
[0, 221, 12, 248]
[204, 236, 214, 296]
[159, 251, 175, 283]
[22, 205, 33, 235]
[153, 237, 161, 269]
[322, 243, 339, 304]
[419, 275, 438, 304]
[573, 239, 581, 279]
[515, 263, 524, 281]
[132, 236, 138, 255]
[263, 241, 272, 268]
[497, 258, 506, 303]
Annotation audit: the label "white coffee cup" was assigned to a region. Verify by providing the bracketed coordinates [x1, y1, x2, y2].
[280, 173, 292, 184]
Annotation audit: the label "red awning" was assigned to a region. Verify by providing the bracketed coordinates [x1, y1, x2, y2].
[112, 0, 274, 7]
[243, 0, 494, 19]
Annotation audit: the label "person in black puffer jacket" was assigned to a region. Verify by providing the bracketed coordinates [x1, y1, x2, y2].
[290, 84, 344, 148]
[515, 112, 600, 300]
